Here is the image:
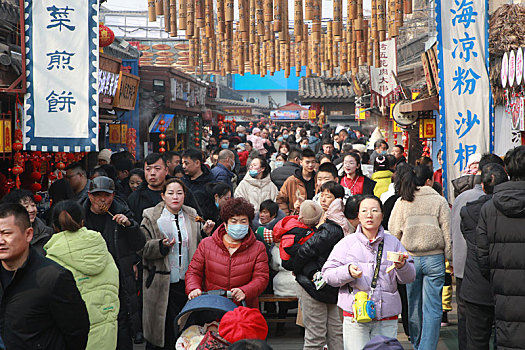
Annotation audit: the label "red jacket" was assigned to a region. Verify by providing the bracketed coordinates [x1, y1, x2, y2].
[185, 224, 269, 308]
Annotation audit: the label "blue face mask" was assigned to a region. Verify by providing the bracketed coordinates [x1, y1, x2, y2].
[301, 144, 309, 150]
[283, 134, 289, 139]
[238, 133, 245, 137]
[227, 224, 249, 240]
[249, 169, 259, 178]
[215, 202, 219, 209]
[275, 161, 284, 168]
[277, 136, 284, 142]
[221, 143, 229, 149]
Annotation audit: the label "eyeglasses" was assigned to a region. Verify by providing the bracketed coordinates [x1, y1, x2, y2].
[359, 208, 382, 215]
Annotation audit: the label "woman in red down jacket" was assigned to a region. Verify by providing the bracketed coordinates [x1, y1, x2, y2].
[185, 197, 269, 308]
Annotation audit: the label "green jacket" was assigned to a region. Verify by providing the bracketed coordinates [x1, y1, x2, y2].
[45, 227, 120, 350]
[372, 170, 393, 198]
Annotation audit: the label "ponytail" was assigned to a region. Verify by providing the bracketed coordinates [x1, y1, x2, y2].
[396, 164, 434, 202]
[52, 200, 85, 232]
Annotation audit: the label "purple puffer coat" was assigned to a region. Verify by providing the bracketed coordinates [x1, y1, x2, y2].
[322, 226, 415, 320]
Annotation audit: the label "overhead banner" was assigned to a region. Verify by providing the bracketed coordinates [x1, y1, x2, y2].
[437, 0, 493, 198]
[370, 38, 398, 107]
[24, 1, 99, 152]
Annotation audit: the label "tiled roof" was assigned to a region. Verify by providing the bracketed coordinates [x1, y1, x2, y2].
[299, 75, 355, 102]
[214, 97, 270, 110]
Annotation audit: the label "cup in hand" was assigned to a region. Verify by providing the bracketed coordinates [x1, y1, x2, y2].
[387, 251, 407, 263]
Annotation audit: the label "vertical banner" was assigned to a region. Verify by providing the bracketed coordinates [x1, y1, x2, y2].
[437, 0, 493, 198]
[24, 1, 99, 152]
[369, 38, 398, 107]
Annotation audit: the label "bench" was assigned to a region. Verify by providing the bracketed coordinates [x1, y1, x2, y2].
[259, 294, 299, 324]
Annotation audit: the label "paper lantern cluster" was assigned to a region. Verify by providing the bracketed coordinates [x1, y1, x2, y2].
[147, 0, 412, 77]
[158, 120, 167, 153]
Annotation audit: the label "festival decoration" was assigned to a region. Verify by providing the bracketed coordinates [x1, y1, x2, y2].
[99, 24, 115, 48]
[159, 120, 167, 153]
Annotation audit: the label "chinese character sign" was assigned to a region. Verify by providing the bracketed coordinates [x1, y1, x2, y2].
[24, 0, 99, 152]
[370, 38, 397, 99]
[437, 0, 492, 198]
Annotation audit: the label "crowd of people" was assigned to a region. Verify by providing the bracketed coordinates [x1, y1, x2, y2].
[0, 122, 524, 350]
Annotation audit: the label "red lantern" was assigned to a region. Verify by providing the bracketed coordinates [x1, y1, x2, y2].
[12, 166, 23, 175]
[12, 142, 23, 151]
[31, 171, 42, 181]
[195, 131, 200, 136]
[30, 183, 42, 192]
[48, 173, 57, 181]
[159, 140, 166, 146]
[34, 194, 42, 203]
[159, 120, 166, 126]
[159, 134, 166, 140]
[159, 147, 166, 153]
[195, 126, 200, 131]
[56, 162, 66, 170]
[99, 24, 115, 48]
[159, 127, 166, 133]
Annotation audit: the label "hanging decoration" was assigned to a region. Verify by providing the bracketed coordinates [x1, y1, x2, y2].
[158, 120, 167, 153]
[147, 0, 412, 77]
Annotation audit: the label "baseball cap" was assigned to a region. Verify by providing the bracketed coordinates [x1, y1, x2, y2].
[89, 176, 115, 194]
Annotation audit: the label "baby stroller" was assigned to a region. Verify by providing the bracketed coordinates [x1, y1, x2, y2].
[175, 290, 246, 350]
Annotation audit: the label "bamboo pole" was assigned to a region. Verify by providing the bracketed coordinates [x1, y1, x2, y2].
[284, 42, 290, 78]
[163, 0, 169, 32]
[205, 0, 213, 37]
[302, 23, 309, 67]
[239, 41, 245, 75]
[294, 0, 303, 42]
[341, 34, 348, 73]
[148, 0, 156, 22]
[275, 38, 281, 71]
[178, 0, 186, 30]
[264, 0, 273, 41]
[404, 0, 412, 14]
[269, 39, 276, 74]
[254, 36, 260, 75]
[256, 0, 265, 35]
[273, 0, 282, 32]
[312, 0, 321, 43]
[349, 0, 357, 20]
[295, 40, 301, 76]
[169, 0, 177, 36]
[217, 0, 224, 33]
[238, 0, 248, 33]
[195, 0, 204, 28]
[395, 0, 403, 28]
[305, 0, 314, 20]
[155, 0, 164, 15]
[225, 0, 234, 22]
[327, 21, 333, 69]
[186, 0, 194, 37]
[279, 0, 288, 42]
[334, 0, 342, 38]
[250, 0, 257, 43]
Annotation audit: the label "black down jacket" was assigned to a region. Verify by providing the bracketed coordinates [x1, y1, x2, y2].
[292, 221, 344, 304]
[460, 194, 493, 306]
[477, 181, 525, 350]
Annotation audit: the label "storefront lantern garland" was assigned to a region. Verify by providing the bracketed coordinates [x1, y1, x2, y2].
[159, 120, 167, 153]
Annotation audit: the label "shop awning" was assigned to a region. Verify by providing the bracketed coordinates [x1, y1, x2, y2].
[149, 114, 175, 133]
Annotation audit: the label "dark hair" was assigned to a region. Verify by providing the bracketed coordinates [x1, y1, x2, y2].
[318, 162, 338, 179]
[182, 148, 204, 163]
[206, 182, 232, 198]
[288, 149, 302, 162]
[1, 189, 34, 205]
[52, 200, 84, 232]
[65, 162, 86, 176]
[110, 150, 135, 164]
[385, 155, 397, 170]
[374, 140, 388, 150]
[220, 197, 255, 223]
[173, 165, 185, 176]
[479, 153, 504, 171]
[276, 153, 288, 162]
[163, 151, 181, 162]
[144, 152, 166, 166]
[228, 339, 273, 350]
[317, 153, 331, 163]
[356, 194, 384, 213]
[322, 138, 333, 146]
[48, 178, 75, 205]
[299, 137, 309, 144]
[162, 178, 187, 195]
[344, 194, 363, 220]
[415, 156, 433, 169]
[373, 155, 390, 172]
[114, 159, 134, 172]
[129, 168, 145, 181]
[100, 164, 118, 182]
[300, 148, 316, 159]
[343, 153, 363, 176]
[259, 199, 279, 217]
[320, 181, 345, 199]
[397, 164, 434, 202]
[393, 144, 404, 153]
[299, 129, 307, 137]
[0, 202, 30, 231]
[245, 140, 253, 147]
[89, 167, 108, 179]
[504, 146, 525, 181]
[481, 163, 508, 194]
[252, 156, 270, 178]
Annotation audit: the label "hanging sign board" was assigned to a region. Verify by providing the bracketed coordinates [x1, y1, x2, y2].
[516, 48, 523, 85]
[24, 0, 99, 152]
[501, 52, 508, 88]
[509, 50, 516, 87]
[437, 0, 493, 198]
